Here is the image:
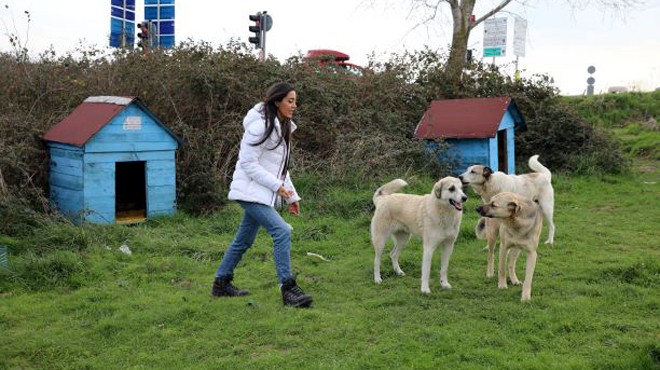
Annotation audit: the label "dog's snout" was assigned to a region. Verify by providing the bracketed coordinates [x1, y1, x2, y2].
[458, 175, 463, 181]
[476, 205, 485, 215]
[461, 195, 468, 202]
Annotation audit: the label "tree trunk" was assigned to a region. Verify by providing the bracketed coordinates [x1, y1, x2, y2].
[444, 0, 514, 88]
[444, 0, 476, 87]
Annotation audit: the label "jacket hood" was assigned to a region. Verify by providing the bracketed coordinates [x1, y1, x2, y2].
[244, 102, 297, 132]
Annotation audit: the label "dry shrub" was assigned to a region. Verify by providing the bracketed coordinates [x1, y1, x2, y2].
[0, 42, 628, 218]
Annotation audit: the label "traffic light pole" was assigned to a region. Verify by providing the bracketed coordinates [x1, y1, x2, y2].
[260, 20, 266, 62]
[248, 11, 272, 62]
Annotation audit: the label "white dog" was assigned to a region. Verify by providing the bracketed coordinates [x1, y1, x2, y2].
[476, 192, 544, 301]
[371, 177, 467, 294]
[459, 155, 555, 277]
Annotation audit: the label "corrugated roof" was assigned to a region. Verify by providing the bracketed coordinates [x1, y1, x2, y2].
[43, 96, 137, 147]
[413, 97, 525, 139]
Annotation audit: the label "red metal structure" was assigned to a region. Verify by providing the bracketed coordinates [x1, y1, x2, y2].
[304, 49, 366, 77]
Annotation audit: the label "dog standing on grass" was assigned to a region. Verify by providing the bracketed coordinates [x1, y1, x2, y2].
[371, 177, 467, 294]
[476, 192, 544, 301]
[459, 155, 555, 278]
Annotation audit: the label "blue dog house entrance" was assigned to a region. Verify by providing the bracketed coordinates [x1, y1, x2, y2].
[115, 161, 147, 222]
[414, 97, 526, 175]
[43, 96, 181, 224]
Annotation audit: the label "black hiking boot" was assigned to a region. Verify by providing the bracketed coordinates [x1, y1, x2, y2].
[211, 275, 249, 297]
[281, 278, 313, 308]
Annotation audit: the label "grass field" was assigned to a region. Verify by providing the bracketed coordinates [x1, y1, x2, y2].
[0, 162, 658, 369]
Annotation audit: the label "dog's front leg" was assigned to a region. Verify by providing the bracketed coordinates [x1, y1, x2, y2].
[420, 240, 437, 294]
[487, 238, 497, 278]
[507, 248, 522, 285]
[439, 239, 455, 289]
[521, 250, 538, 301]
[486, 221, 498, 278]
[498, 242, 509, 289]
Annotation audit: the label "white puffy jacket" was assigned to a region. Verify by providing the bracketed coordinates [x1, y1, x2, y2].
[228, 103, 301, 207]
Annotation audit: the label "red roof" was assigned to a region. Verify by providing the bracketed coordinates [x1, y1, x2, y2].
[305, 49, 350, 61]
[43, 96, 138, 147]
[414, 97, 525, 139]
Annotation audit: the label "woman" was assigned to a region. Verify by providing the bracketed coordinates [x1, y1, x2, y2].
[211, 82, 313, 308]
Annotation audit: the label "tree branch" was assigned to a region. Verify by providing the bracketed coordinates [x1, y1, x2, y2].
[471, 0, 515, 28]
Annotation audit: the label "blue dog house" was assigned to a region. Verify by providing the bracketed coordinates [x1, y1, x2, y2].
[414, 97, 526, 175]
[43, 96, 181, 224]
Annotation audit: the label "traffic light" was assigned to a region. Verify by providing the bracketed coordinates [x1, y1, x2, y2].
[137, 21, 150, 50]
[248, 12, 262, 49]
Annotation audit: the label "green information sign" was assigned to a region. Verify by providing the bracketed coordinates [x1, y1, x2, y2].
[484, 47, 503, 57]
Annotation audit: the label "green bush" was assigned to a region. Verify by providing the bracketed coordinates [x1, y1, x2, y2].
[0, 42, 637, 215]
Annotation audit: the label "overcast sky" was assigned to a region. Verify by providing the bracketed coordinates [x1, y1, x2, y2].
[1, 0, 659, 96]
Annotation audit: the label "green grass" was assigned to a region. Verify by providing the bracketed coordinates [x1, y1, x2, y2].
[562, 91, 660, 128]
[612, 124, 660, 160]
[1, 164, 659, 369]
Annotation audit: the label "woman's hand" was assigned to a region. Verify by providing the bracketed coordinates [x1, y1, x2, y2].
[288, 201, 300, 216]
[277, 185, 292, 200]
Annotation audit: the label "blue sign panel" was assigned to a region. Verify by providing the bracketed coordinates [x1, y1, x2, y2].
[144, 0, 175, 48]
[110, 0, 136, 48]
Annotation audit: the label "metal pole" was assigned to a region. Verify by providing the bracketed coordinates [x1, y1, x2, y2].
[260, 12, 267, 61]
[514, 56, 520, 80]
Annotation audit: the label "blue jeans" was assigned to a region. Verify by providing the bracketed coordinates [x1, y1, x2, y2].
[216, 201, 292, 283]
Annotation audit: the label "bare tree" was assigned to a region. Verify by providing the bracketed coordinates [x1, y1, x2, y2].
[401, 0, 645, 85]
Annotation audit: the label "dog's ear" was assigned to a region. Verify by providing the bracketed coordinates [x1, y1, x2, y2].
[507, 201, 521, 216]
[483, 167, 493, 179]
[434, 183, 443, 199]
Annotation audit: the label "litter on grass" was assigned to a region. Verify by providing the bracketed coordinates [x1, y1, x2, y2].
[306, 252, 330, 261]
[119, 244, 132, 255]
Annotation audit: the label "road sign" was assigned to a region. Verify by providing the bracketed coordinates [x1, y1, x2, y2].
[483, 48, 503, 57]
[110, 0, 136, 48]
[483, 17, 507, 58]
[513, 17, 527, 57]
[262, 13, 273, 32]
[144, 0, 175, 48]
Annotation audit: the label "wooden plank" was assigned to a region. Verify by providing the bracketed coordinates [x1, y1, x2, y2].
[83, 196, 115, 224]
[498, 111, 516, 130]
[147, 185, 176, 214]
[83, 197, 114, 212]
[90, 132, 175, 143]
[84, 150, 174, 163]
[147, 162, 176, 186]
[50, 155, 83, 172]
[84, 162, 115, 198]
[85, 142, 178, 153]
[48, 145, 84, 159]
[50, 185, 83, 216]
[50, 171, 84, 190]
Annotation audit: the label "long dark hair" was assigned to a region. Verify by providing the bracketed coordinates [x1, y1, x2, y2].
[251, 81, 294, 149]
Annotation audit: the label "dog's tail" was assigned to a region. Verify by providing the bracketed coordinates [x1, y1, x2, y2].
[373, 178, 408, 205]
[528, 155, 551, 177]
[475, 217, 488, 240]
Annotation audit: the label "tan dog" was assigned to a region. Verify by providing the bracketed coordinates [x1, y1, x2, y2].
[459, 155, 555, 278]
[476, 192, 543, 301]
[371, 177, 467, 294]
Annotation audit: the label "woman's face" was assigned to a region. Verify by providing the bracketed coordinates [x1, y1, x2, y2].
[275, 90, 297, 120]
